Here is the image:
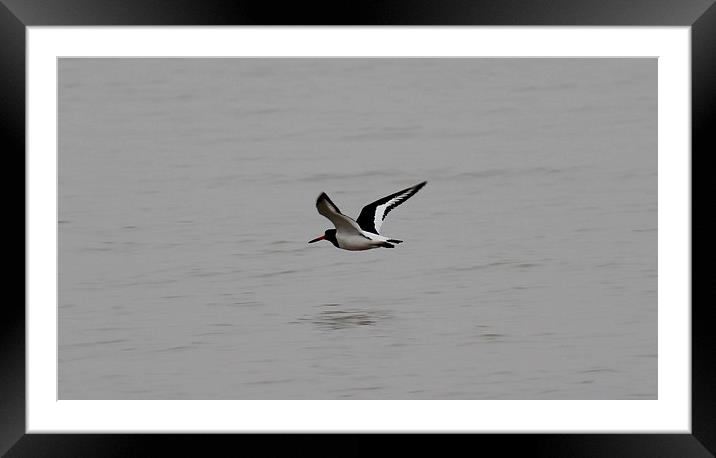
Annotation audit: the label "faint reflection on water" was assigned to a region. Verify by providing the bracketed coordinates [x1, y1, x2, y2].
[296, 304, 393, 330]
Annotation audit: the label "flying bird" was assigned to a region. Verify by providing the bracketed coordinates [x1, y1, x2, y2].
[308, 181, 427, 250]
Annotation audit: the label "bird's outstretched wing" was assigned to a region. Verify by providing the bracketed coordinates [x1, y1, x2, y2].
[316, 193, 363, 234]
[356, 181, 427, 234]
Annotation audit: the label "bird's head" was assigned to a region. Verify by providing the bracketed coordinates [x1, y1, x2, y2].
[308, 229, 338, 247]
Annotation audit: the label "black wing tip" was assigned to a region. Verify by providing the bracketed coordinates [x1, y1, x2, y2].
[404, 181, 427, 195]
[316, 192, 342, 214]
[316, 192, 333, 206]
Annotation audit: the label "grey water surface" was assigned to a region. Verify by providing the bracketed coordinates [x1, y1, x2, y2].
[58, 58, 656, 399]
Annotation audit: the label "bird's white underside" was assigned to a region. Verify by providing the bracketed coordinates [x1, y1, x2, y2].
[336, 232, 388, 251]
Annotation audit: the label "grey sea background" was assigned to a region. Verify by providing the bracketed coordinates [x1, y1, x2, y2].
[58, 58, 656, 399]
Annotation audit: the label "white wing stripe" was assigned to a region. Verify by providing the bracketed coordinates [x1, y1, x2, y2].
[373, 191, 412, 234]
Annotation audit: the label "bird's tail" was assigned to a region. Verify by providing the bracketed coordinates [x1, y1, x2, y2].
[381, 242, 395, 248]
[387, 239, 403, 244]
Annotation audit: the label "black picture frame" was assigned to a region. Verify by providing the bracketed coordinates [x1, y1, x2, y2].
[5, 1, 711, 456]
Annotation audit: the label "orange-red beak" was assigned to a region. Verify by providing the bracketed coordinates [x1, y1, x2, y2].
[308, 235, 325, 244]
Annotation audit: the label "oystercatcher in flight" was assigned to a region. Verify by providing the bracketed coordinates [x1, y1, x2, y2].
[308, 181, 427, 250]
